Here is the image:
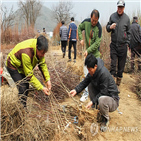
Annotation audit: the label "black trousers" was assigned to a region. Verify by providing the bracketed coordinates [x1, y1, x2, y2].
[7, 67, 29, 107]
[61, 41, 67, 54]
[68, 41, 77, 59]
[110, 43, 127, 78]
[131, 45, 141, 71]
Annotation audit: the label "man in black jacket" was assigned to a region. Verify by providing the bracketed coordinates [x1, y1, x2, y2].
[69, 54, 119, 132]
[106, 0, 131, 91]
[130, 16, 141, 72]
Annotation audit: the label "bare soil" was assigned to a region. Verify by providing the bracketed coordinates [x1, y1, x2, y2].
[51, 45, 141, 141]
[1, 45, 141, 141]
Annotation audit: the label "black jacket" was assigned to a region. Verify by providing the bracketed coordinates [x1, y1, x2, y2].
[106, 12, 131, 46]
[75, 58, 119, 104]
[130, 21, 141, 49]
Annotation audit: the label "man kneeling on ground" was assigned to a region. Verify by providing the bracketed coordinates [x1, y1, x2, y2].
[69, 54, 119, 132]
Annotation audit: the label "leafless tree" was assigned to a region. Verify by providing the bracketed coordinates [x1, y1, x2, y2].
[1, 5, 15, 43]
[1, 5, 15, 32]
[18, 0, 42, 28]
[52, 1, 75, 24]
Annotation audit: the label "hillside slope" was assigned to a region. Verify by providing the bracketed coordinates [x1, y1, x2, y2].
[14, 6, 57, 32]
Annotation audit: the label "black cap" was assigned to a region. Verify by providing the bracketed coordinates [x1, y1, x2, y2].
[117, 0, 125, 7]
[61, 21, 65, 24]
[71, 17, 74, 21]
[133, 16, 138, 20]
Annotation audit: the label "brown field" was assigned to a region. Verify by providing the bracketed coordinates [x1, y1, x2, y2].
[1, 44, 141, 141]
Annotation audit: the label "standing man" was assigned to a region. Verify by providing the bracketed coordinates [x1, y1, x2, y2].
[60, 21, 68, 58]
[106, 0, 130, 92]
[130, 16, 141, 72]
[78, 9, 102, 102]
[6, 35, 51, 107]
[43, 28, 46, 34]
[68, 17, 78, 62]
[70, 54, 119, 132]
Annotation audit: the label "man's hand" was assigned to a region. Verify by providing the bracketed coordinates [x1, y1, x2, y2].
[86, 101, 93, 109]
[69, 89, 77, 97]
[110, 23, 116, 29]
[46, 80, 51, 91]
[80, 40, 84, 46]
[84, 51, 88, 58]
[43, 87, 50, 95]
[35, 66, 39, 70]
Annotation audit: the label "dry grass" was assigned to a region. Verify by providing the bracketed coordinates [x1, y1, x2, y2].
[132, 71, 141, 100]
[1, 18, 141, 140]
[1, 24, 35, 46]
[1, 51, 98, 141]
[100, 26, 111, 70]
[52, 22, 62, 46]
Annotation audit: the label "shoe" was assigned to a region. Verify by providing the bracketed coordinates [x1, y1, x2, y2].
[63, 53, 65, 58]
[97, 112, 105, 123]
[100, 117, 109, 132]
[73, 59, 76, 63]
[116, 77, 121, 93]
[80, 92, 88, 102]
[117, 85, 120, 93]
[68, 59, 72, 62]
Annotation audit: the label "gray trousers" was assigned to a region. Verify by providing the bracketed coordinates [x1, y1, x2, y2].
[88, 83, 119, 120]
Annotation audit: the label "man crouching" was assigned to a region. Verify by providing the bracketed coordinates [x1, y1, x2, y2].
[69, 54, 119, 132]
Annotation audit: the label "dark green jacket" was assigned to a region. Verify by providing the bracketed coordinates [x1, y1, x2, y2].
[78, 18, 102, 58]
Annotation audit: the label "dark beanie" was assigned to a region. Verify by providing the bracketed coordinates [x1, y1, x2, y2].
[61, 21, 65, 24]
[133, 16, 138, 20]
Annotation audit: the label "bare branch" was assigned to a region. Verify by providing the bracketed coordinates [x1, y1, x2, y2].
[1, 5, 15, 32]
[18, 0, 42, 28]
[52, 1, 75, 24]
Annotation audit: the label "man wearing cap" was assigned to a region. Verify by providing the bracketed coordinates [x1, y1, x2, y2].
[130, 16, 141, 72]
[106, 0, 131, 92]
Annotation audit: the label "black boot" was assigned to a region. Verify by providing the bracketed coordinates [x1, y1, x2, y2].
[100, 116, 109, 132]
[63, 52, 65, 58]
[116, 77, 122, 93]
[97, 112, 105, 123]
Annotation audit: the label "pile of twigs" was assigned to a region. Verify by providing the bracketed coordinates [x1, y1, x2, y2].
[33, 53, 81, 103]
[1, 52, 98, 141]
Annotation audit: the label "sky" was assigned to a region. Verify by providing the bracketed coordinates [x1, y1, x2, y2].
[1, 0, 141, 25]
